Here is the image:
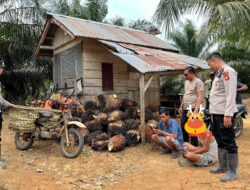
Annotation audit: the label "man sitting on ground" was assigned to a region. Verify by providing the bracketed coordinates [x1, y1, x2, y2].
[181, 129, 218, 167]
[151, 109, 184, 158]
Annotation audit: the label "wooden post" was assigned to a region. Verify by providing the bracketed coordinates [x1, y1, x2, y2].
[140, 73, 146, 144]
[144, 75, 154, 93]
[157, 74, 161, 111]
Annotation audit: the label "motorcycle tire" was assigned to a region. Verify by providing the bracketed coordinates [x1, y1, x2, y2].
[60, 128, 84, 158]
[234, 117, 243, 138]
[15, 132, 34, 150]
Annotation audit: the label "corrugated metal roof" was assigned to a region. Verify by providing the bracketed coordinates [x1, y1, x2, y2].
[119, 44, 209, 69]
[47, 13, 179, 52]
[99, 40, 209, 73]
[113, 53, 186, 73]
[99, 40, 135, 54]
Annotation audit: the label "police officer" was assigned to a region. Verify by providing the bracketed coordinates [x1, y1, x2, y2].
[0, 60, 15, 168]
[236, 81, 248, 104]
[207, 53, 238, 182]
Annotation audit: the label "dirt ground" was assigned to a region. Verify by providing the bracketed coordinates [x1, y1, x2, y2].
[0, 100, 250, 190]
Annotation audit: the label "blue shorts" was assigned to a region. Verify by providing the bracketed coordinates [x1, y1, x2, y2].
[156, 136, 182, 150]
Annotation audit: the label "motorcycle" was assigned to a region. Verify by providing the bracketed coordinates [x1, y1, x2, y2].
[12, 103, 86, 158]
[204, 98, 248, 138]
[234, 104, 248, 137]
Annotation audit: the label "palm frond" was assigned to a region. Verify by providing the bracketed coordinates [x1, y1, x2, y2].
[153, 0, 208, 36]
[169, 19, 209, 57]
[128, 19, 152, 30]
[229, 61, 250, 89]
[0, 67, 51, 103]
[109, 16, 125, 26]
[160, 75, 184, 95]
[202, 1, 250, 39]
[85, 0, 108, 22]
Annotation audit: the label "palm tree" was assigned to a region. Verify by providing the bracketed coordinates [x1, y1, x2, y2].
[52, 0, 108, 22]
[55, 0, 71, 16]
[108, 16, 125, 26]
[220, 41, 250, 88]
[52, 0, 89, 19]
[108, 17, 156, 33]
[85, 0, 108, 22]
[0, 0, 44, 67]
[0, 0, 52, 103]
[128, 19, 152, 30]
[153, 0, 250, 39]
[169, 19, 208, 57]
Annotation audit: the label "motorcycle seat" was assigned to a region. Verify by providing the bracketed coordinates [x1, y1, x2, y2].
[204, 109, 210, 115]
[39, 111, 52, 118]
[237, 104, 245, 112]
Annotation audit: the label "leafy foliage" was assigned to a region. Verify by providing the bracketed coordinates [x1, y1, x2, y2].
[52, 0, 108, 21]
[153, 0, 250, 40]
[128, 19, 152, 30]
[169, 19, 208, 57]
[85, 0, 108, 22]
[0, 0, 53, 103]
[108, 16, 125, 26]
[0, 68, 52, 103]
[107, 17, 154, 32]
[55, 0, 71, 16]
[220, 42, 250, 90]
[160, 75, 184, 95]
[229, 61, 250, 90]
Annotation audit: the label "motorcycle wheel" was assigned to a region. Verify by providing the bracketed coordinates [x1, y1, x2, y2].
[15, 132, 34, 150]
[234, 117, 243, 138]
[60, 128, 84, 158]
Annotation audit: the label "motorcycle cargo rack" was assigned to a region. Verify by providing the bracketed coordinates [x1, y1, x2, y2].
[9, 106, 62, 132]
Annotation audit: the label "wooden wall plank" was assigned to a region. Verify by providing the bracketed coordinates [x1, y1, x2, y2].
[53, 28, 73, 49]
[114, 79, 128, 87]
[84, 70, 102, 79]
[83, 87, 103, 95]
[84, 79, 102, 87]
[113, 86, 128, 94]
[84, 61, 101, 70]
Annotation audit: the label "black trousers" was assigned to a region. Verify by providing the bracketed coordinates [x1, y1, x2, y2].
[0, 112, 2, 131]
[181, 110, 198, 146]
[211, 114, 238, 154]
[0, 113, 2, 144]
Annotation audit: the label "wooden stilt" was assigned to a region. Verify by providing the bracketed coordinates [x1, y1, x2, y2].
[140, 73, 145, 144]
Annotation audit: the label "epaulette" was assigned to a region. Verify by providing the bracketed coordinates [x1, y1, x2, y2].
[216, 68, 224, 78]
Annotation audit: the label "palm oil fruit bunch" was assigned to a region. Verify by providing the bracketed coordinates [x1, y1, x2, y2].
[108, 134, 126, 152]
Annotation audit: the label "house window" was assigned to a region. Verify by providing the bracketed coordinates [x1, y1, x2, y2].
[102, 63, 113, 91]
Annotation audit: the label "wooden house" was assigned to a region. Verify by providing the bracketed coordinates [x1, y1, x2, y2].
[36, 13, 208, 142]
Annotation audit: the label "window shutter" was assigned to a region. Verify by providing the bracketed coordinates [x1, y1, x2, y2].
[102, 63, 113, 91]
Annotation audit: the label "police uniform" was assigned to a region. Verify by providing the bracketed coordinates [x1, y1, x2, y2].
[210, 64, 238, 151]
[209, 64, 238, 181]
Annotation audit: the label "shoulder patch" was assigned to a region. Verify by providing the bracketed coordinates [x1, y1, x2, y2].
[223, 71, 230, 80]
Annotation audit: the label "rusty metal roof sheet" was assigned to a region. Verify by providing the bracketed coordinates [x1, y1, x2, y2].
[119, 44, 209, 69]
[99, 40, 209, 73]
[47, 13, 179, 52]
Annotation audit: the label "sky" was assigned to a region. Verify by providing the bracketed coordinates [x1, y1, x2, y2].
[105, 0, 204, 29]
[106, 0, 160, 22]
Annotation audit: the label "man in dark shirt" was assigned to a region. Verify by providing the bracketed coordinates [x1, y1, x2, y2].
[0, 60, 15, 169]
[236, 82, 248, 104]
